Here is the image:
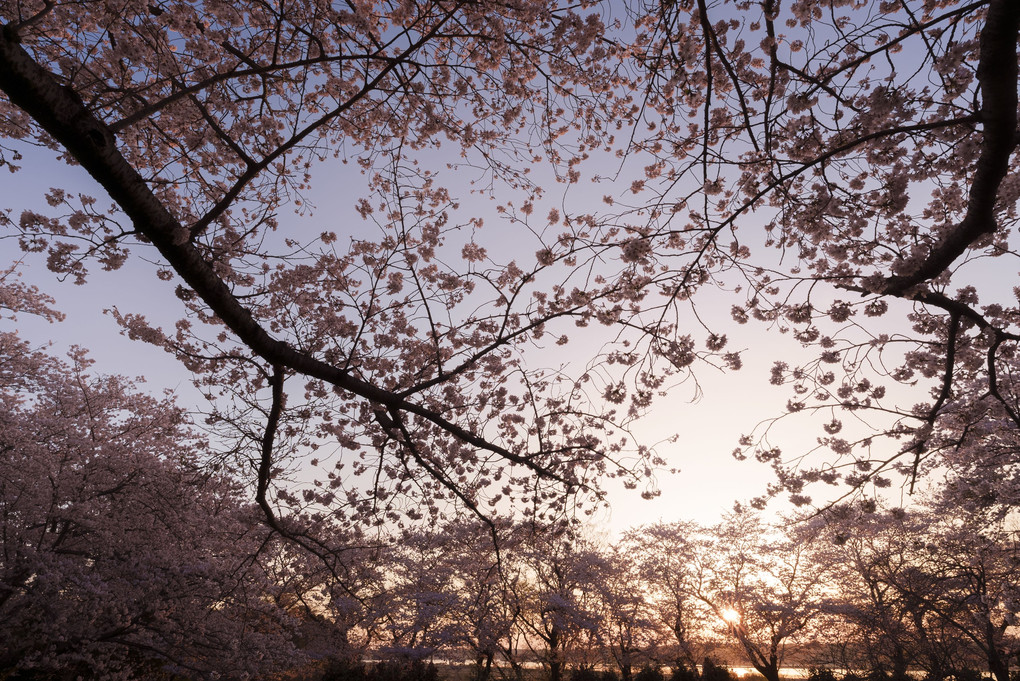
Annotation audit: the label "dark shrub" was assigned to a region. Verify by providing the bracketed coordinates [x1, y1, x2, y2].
[672, 667, 700, 681]
[324, 659, 441, 681]
[701, 658, 734, 681]
[809, 668, 840, 681]
[952, 670, 982, 681]
[571, 668, 620, 681]
[571, 668, 602, 681]
[392, 660, 439, 681]
[635, 667, 665, 681]
[321, 658, 369, 681]
[373, 661, 408, 681]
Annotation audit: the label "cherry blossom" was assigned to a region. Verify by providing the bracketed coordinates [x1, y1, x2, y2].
[0, 281, 299, 678]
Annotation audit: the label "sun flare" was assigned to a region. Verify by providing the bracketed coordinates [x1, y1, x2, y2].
[721, 608, 741, 623]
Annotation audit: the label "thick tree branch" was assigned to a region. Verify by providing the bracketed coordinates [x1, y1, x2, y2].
[256, 365, 287, 535]
[881, 0, 1019, 295]
[909, 311, 961, 493]
[985, 331, 1020, 429]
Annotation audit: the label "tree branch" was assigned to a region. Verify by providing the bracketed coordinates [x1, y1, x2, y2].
[0, 24, 563, 482]
[881, 0, 1019, 295]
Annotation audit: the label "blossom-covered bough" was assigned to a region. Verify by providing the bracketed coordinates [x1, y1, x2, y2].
[1, 0, 1019, 550]
[0, 0, 673, 550]
[623, 0, 1020, 511]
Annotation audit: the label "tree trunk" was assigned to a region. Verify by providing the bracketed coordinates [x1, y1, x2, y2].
[892, 645, 909, 681]
[473, 651, 495, 681]
[548, 625, 563, 681]
[985, 645, 1010, 681]
[753, 663, 780, 681]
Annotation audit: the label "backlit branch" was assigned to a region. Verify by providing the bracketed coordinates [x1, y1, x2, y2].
[0, 25, 563, 481]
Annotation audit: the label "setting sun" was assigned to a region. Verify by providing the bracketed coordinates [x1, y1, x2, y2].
[721, 608, 741, 624]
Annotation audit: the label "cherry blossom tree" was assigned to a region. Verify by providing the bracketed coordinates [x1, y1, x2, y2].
[824, 503, 1020, 681]
[596, 542, 662, 680]
[434, 519, 521, 681]
[260, 534, 388, 663]
[622, 521, 717, 675]
[902, 520, 1017, 681]
[513, 526, 608, 681]
[0, 276, 299, 678]
[580, 0, 1020, 509]
[819, 505, 934, 679]
[1, 0, 1019, 543]
[692, 513, 832, 681]
[376, 526, 469, 660]
[0, 0, 682, 542]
